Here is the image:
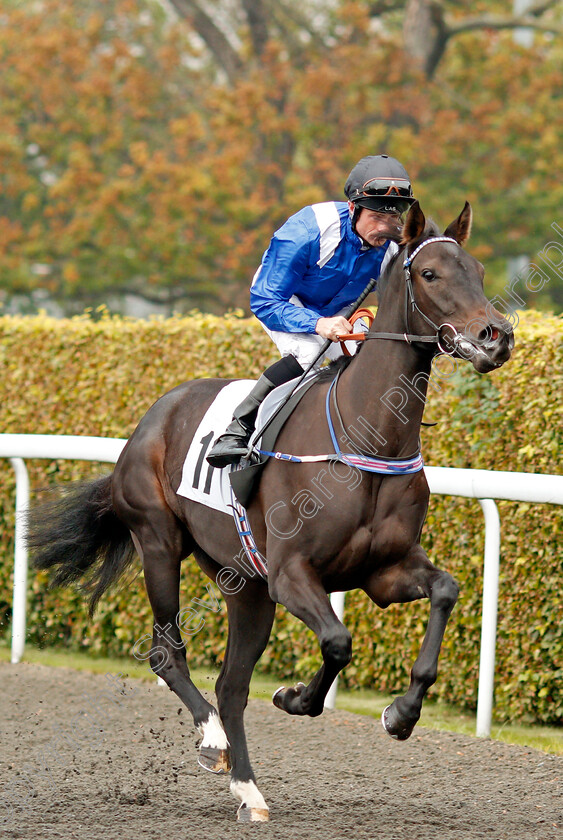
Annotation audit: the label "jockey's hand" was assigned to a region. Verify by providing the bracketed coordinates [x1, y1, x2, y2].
[315, 316, 353, 342]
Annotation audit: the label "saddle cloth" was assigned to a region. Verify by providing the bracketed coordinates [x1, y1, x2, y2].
[176, 376, 306, 514]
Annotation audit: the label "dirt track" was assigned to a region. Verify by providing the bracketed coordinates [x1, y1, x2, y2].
[1, 662, 561, 840]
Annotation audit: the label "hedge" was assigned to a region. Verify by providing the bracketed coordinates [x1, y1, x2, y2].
[0, 309, 561, 724]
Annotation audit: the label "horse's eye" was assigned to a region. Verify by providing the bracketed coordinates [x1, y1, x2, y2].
[421, 269, 435, 281]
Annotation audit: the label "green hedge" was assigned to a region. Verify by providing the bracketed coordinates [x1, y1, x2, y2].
[0, 309, 561, 724]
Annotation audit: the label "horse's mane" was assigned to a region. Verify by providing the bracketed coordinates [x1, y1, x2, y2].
[315, 355, 354, 383]
[408, 217, 441, 248]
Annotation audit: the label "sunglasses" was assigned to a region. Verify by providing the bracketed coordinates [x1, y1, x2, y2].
[361, 177, 413, 199]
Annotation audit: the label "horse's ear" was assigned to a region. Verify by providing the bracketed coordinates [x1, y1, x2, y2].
[444, 201, 472, 246]
[401, 200, 425, 244]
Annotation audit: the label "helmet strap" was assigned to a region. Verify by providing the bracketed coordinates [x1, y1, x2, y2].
[350, 204, 363, 236]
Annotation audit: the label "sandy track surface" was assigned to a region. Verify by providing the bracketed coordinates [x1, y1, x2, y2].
[1, 663, 560, 840]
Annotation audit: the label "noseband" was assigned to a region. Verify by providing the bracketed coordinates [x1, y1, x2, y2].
[365, 236, 463, 355]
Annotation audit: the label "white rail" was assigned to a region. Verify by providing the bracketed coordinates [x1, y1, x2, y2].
[1, 436, 127, 666]
[0, 434, 126, 463]
[1, 434, 562, 738]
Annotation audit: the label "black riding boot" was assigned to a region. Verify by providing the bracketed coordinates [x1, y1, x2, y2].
[206, 354, 304, 468]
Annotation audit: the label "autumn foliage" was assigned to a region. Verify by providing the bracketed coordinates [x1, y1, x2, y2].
[0, 0, 561, 315]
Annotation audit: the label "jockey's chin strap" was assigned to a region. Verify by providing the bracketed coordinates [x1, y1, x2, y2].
[365, 236, 463, 356]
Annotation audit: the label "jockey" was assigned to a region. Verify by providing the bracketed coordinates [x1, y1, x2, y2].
[207, 154, 416, 468]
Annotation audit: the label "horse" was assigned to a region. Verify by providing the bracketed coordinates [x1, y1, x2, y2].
[28, 200, 514, 822]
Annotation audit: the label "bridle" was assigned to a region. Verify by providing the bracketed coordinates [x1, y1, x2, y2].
[334, 235, 465, 440]
[365, 236, 465, 356]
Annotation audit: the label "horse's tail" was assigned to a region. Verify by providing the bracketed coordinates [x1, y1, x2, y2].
[27, 475, 136, 616]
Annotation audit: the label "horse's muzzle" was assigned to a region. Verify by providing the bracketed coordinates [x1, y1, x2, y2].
[459, 319, 514, 373]
[450, 317, 514, 373]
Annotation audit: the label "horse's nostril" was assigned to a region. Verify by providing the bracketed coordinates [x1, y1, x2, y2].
[477, 325, 500, 344]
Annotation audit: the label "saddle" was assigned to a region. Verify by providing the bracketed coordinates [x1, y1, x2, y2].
[229, 375, 319, 508]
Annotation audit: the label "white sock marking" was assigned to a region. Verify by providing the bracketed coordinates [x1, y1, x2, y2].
[230, 779, 269, 812]
[198, 712, 229, 750]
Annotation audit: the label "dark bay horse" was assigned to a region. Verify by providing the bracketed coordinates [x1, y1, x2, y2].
[29, 201, 513, 822]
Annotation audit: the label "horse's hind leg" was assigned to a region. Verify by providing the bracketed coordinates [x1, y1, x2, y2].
[115, 473, 222, 753]
[213, 577, 275, 822]
[139, 531, 218, 724]
[364, 545, 459, 741]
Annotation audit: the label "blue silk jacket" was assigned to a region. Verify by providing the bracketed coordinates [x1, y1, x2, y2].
[250, 201, 391, 334]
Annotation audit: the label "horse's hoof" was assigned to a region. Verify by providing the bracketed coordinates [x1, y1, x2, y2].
[381, 703, 416, 741]
[198, 746, 231, 774]
[272, 682, 306, 713]
[237, 804, 270, 822]
[381, 705, 401, 740]
[272, 685, 286, 707]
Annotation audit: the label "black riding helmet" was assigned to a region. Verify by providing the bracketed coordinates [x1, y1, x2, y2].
[345, 155, 415, 227]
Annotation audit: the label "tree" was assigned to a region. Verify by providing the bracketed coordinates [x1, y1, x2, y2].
[0, 0, 561, 315]
[403, 0, 563, 78]
[167, 0, 562, 80]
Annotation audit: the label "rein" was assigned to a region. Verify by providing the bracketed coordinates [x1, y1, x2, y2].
[364, 236, 462, 355]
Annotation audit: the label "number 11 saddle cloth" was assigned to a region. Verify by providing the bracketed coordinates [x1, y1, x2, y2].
[176, 377, 305, 514]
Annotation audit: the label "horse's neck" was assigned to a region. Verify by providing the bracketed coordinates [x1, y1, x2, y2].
[338, 276, 433, 459]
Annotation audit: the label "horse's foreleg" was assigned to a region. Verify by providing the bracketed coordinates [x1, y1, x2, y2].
[214, 579, 276, 822]
[364, 545, 459, 740]
[268, 557, 352, 717]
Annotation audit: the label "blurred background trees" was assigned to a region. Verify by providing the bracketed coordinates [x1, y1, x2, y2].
[0, 0, 561, 316]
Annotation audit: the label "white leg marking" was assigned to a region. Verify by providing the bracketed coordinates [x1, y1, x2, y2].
[198, 712, 229, 750]
[230, 779, 269, 813]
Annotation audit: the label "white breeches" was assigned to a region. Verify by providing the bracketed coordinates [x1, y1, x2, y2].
[259, 295, 365, 368]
